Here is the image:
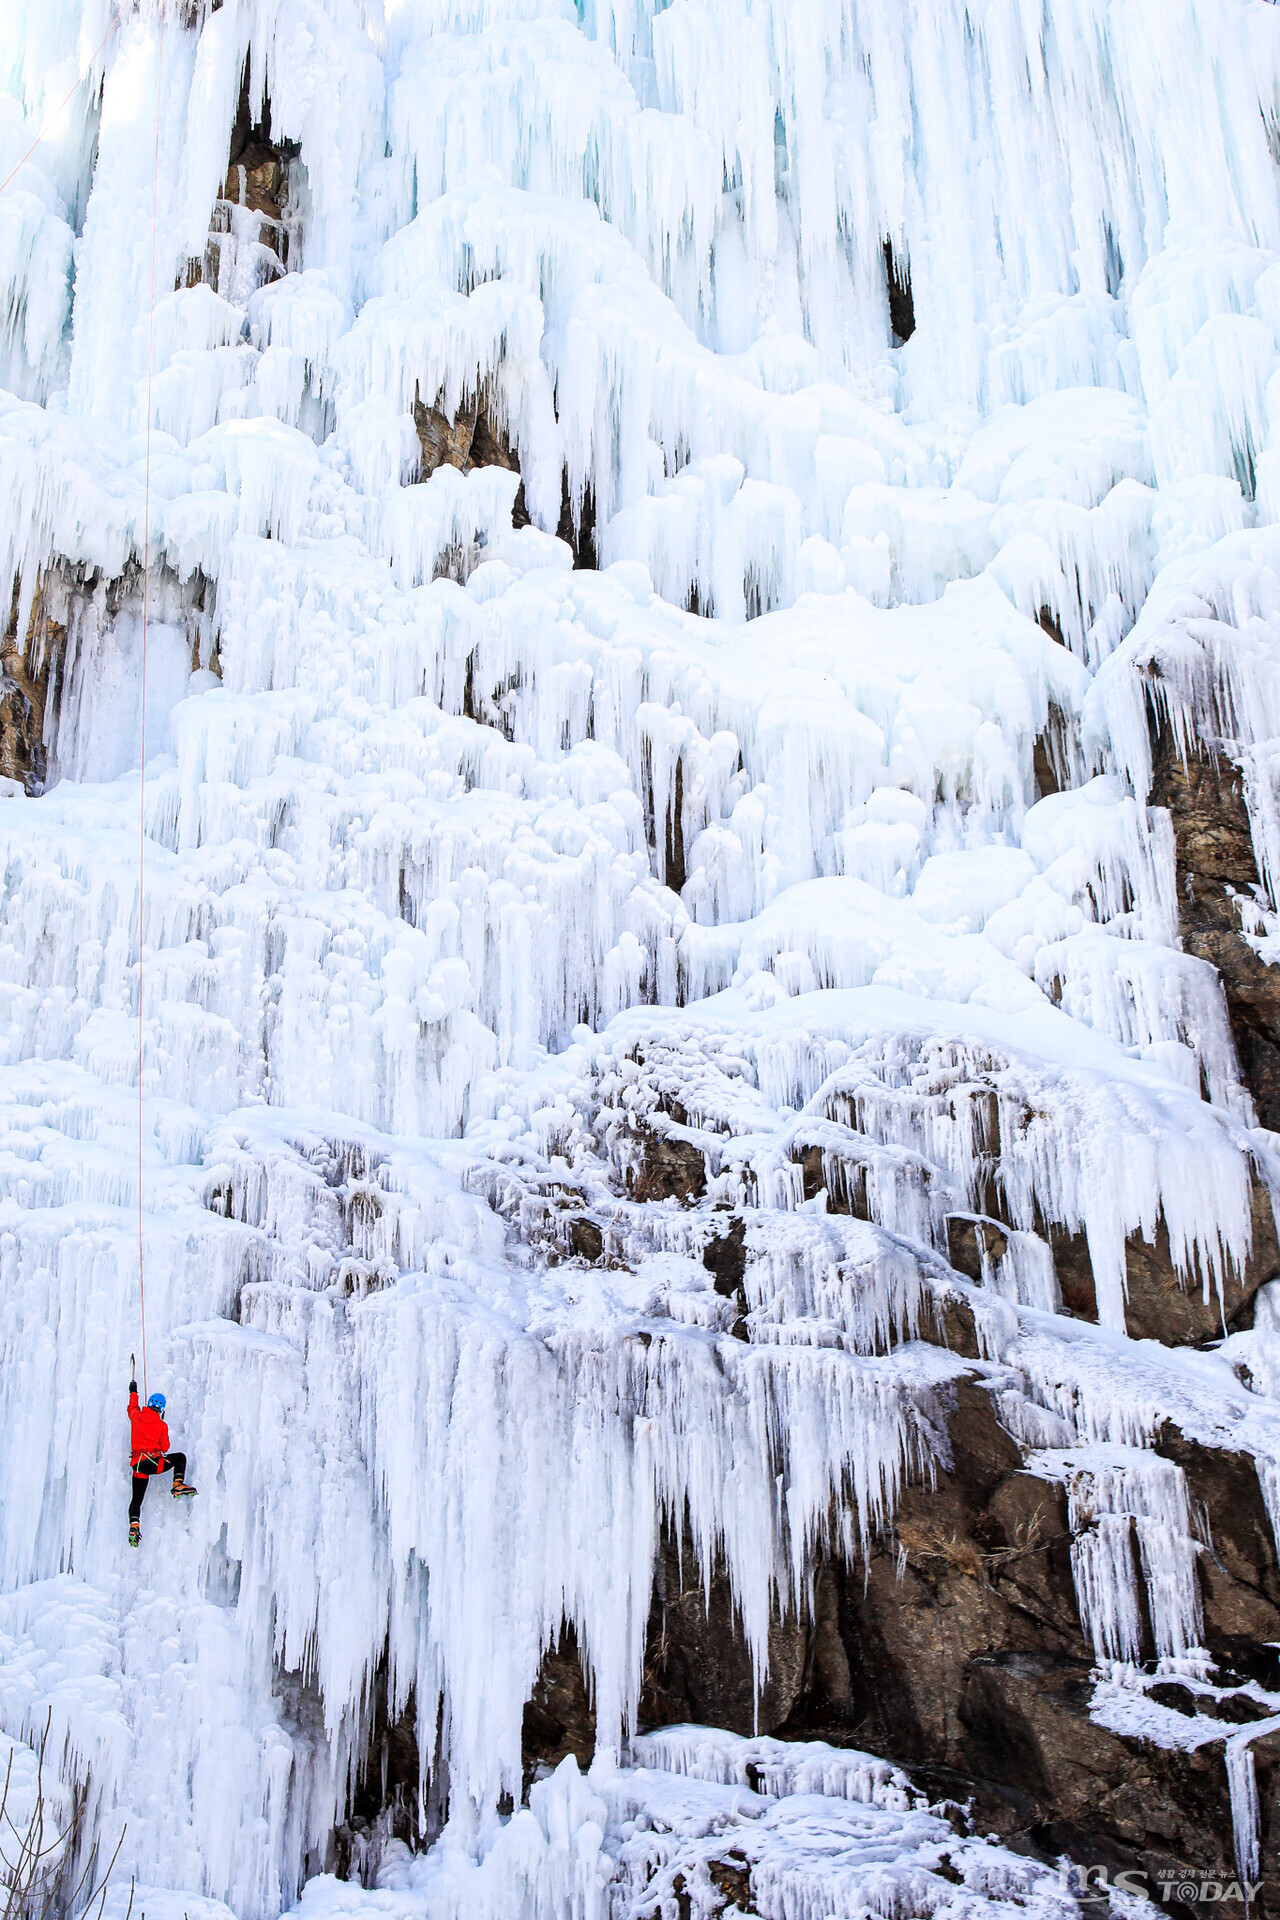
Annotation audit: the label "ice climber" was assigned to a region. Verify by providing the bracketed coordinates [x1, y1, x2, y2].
[128, 1366, 197, 1546]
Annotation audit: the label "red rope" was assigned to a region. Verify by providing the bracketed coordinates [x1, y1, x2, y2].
[0, 7, 123, 200]
[138, 4, 166, 1402]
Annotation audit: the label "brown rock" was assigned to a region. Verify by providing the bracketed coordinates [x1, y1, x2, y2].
[183, 69, 299, 288]
[1033, 697, 1073, 799]
[946, 1213, 1008, 1283]
[631, 1128, 707, 1204]
[944, 1376, 1025, 1498]
[555, 470, 598, 570]
[1196, 1554, 1280, 1647]
[825, 1389, 1091, 1773]
[664, 752, 686, 895]
[1125, 1181, 1279, 1340]
[328, 1662, 433, 1881]
[922, 1291, 983, 1361]
[960, 1651, 1238, 1871]
[569, 1217, 604, 1262]
[1252, 1731, 1280, 1915]
[414, 398, 483, 476]
[795, 1563, 856, 1727]
[1048, 1175, 1279, 1344]
[1152, 1425, 1280, 1618]
[703, 1217, 748, 1338]
[1033, 735, 1060, 799]
[981, 1473, 1082, 1646]
[1047, 1226, 1100, 1320]
[1147, 1681, 1274, 1724]
[1, 578, 64, 794]
[883, 240, 915, 345]
[1150, 724, 1280, 1129]
[797, 1143, 825, 1203]
[522, 1625, 596, 1790]
[411, 390, 529, 531]
[640, 1524, 807, 1736]
[814, 1152, 872, 1219]
[631, 1370, 1276, 1901]
[222, 141, 285, 219]
[707, 1854, 752, 1912]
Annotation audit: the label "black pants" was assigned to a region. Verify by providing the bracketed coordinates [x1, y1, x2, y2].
[129, 1452, 186, 1523]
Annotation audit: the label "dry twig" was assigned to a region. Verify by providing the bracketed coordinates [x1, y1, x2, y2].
[0, 1714, 129, 1920]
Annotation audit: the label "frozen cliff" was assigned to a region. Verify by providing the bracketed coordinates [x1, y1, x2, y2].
[5, 1, 1280, 1916]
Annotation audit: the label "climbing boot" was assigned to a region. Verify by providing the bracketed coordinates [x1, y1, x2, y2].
[129, 1521, 141, 1547]
[171, 1478, 197, 1499]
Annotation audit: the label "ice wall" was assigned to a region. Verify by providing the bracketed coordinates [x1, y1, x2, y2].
[3, 0, 1280, 1913]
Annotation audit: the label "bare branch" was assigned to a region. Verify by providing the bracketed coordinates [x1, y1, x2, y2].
[0, 1717, 126, 1920]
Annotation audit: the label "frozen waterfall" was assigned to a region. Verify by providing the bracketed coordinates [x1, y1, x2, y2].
[4, 1, 1280, 1916]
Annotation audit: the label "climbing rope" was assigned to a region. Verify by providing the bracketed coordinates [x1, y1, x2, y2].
[137, 3, 166, 1402]
[0, 7, 123, 199]
[0, 5, 159, 1392]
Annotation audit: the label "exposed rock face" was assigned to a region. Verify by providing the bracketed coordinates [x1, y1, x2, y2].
[411, 394, 599, 570]
[1047, 1172, 1280, 1343]
[925, 1188, 1275, 1354]
[521, 1626, 596, 1792]
[412, 391, 527, 507]
[622, 1375, 1280, 1909]
[1152, 1428, 1280, 1642]
[629, 1122, 708, 1204]
[1150, 723, 1280, 1130]
[705, 1853, 753, 1914]
[851, 1399, 1280, 1914]
[556, 475, 598, 570]
[569, 1215, 605, 1262]
[329, 1674, 430, 1886]
[185, 69, 300, 292]
[499, 993, 1280, 1904]
[660, 751, 687, 894]
[701, 1217, 748, 1337]
[1, 580, 64, 793]
[883, 240, 915, 345]
[1033, 696, 1073, 798]
[639, 1524, 810, 1736]
[945, 1213, 1009, 1285]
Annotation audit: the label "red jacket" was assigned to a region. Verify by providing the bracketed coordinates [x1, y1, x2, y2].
[128, 1387, 170, 1467]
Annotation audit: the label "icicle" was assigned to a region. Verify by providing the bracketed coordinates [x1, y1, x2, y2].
[1047, 1448, 1206, 1670]
[6, 1, 1280, 1912]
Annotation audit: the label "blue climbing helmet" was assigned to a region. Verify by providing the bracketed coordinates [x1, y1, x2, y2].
[147, 1393, 166, 1413]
